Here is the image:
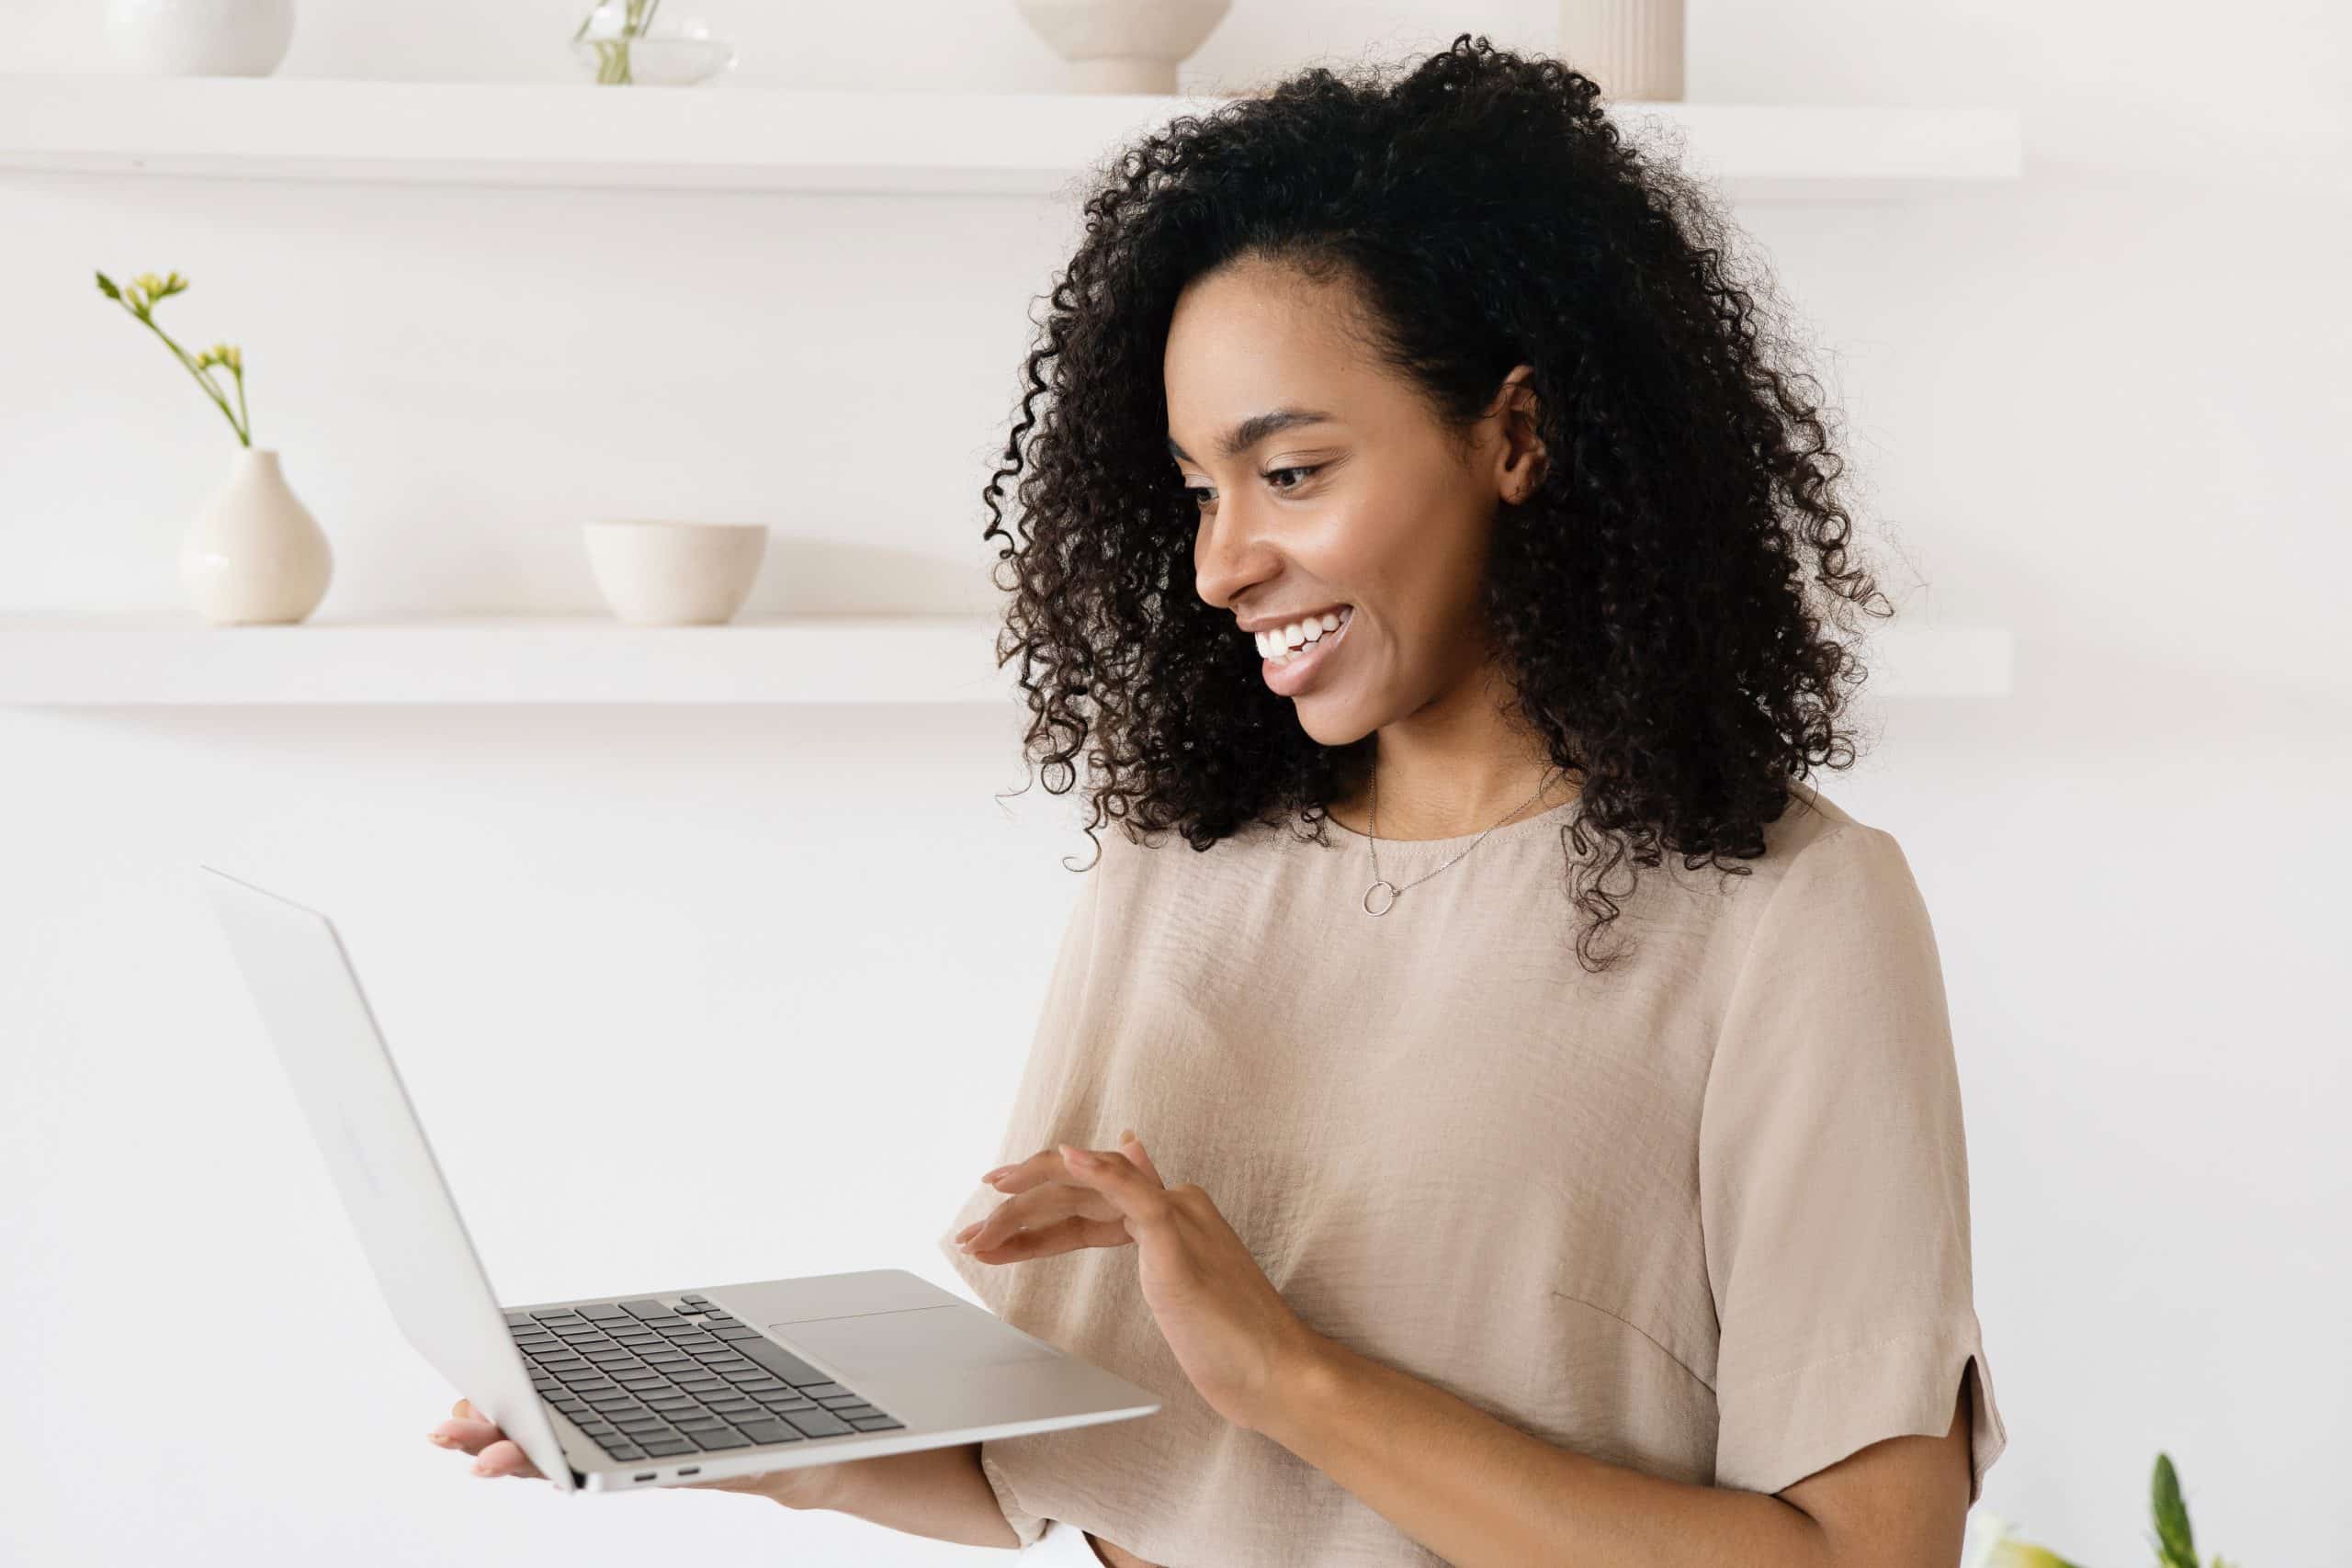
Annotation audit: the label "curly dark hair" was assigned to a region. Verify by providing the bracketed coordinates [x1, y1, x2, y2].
[979, 32, 1897, 972]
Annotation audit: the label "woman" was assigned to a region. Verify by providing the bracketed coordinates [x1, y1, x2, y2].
[435, 33, 2007, 1566]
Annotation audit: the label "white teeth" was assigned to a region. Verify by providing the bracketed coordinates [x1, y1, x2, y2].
[1259, 606, 1351, 663]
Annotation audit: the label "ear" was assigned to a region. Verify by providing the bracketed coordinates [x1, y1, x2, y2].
[1490, 363, 1549, 502]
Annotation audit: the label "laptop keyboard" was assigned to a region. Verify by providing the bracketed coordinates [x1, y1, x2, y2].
[505, 1292, 906, 1463]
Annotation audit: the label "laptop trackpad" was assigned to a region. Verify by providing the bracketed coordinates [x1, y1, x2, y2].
[768, 1304, 1058, 1380]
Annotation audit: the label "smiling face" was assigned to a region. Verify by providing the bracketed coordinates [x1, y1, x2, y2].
[1167, 256, 1544, 751]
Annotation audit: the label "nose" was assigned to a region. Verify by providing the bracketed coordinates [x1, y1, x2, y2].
[1191, 491, 1278, 614]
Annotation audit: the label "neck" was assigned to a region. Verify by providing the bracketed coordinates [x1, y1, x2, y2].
[1329, 697, 1578, 841]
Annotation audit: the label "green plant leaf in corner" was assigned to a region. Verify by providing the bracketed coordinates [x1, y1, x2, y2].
[2151, 1452, 2198, 1568]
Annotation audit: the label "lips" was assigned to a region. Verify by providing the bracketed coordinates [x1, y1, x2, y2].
[1259, 604, 1355, 696]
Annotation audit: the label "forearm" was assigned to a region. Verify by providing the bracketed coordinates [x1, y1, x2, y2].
[1258, 1335, 1830, 1568]
[778, 1440, 1024, 1548]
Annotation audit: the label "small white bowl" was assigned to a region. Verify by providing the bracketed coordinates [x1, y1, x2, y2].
[583, 520, 766, 626]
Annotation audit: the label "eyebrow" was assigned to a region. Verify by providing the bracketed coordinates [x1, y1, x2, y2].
[1167, 406, 1339, 466]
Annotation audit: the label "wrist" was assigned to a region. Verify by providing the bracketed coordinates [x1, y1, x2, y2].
[1255, 1325, 1348, 1443]
[761, 1461, 842, 1511]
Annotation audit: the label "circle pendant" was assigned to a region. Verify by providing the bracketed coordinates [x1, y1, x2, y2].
[1363, 879, 1400, 916]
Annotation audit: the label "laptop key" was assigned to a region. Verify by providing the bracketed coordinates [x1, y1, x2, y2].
[695, 1430, 752, 1450]
[732, 1340, 833, 1382]
[639, 1437, 694, 1456]
[619, 1299, 675, 1319]
[847, 1416, 905, 1431]
[781, 1408, 854, 1438]
[733, 1418, 802, 1445]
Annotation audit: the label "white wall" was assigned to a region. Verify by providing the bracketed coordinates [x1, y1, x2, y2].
[5, 3, 2346, 1565]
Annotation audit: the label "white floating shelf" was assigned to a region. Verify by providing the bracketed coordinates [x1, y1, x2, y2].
[0, 613, 2011, 705]
[0, 78, 2020, 198]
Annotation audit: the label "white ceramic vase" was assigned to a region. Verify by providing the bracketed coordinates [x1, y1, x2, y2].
[1558, 0, 1684, 101]
[583, 521, 767, 626]
[180, 447, 334, 626]
[106, 0, 297, 77]
[1012, 0, 1231, 95]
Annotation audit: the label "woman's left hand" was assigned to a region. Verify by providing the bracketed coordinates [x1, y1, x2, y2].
[956, 1131, 1328, 1434]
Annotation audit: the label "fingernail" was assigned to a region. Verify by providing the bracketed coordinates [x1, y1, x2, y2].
[956, 1223, 980, 1242]
[980, 1166, 1009, 1181]
[471, 1461, 492, 1475]
[1119, 1128, 1136, 1144]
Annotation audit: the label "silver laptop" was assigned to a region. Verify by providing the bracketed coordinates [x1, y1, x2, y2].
[195, 863, 1159, 1494]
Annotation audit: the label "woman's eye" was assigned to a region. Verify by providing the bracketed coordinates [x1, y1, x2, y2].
[1186, 466, 1319, 509]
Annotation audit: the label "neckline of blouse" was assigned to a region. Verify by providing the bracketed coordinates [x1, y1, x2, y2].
[1317, 793, 1584, 854]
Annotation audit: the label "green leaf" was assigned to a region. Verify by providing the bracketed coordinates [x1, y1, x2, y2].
[2152, 1452, 2198, 1568]
[96, 271, 120, 299]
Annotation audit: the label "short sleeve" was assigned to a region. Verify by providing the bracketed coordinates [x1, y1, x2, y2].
[1699, 824, 2008, 1502]
[932, 859, 1108, 1550]
[975, 1442, 1051, 1549]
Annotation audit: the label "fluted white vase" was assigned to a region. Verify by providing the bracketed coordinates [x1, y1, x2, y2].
[1558, 0, 1684, 102]
[180, 447, 334, 626]
[1012, 0, 1231, 95]
[106, 0, 297, 77]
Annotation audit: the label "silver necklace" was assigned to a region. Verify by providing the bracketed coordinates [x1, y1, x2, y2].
[1360, 766, 1558, 916]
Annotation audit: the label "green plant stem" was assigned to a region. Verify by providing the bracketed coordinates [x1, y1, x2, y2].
[117, 299, 249, 446]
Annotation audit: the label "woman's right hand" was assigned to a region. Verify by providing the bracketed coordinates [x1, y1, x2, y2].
[425, 1398, 835, 1506]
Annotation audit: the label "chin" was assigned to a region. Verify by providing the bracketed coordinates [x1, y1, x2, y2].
[1292, 698, 1374, 750]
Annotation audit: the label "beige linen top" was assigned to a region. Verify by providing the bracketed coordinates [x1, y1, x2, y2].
[937, 781, 2007, 1564]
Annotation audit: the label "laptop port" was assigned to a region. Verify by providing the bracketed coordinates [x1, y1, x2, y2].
[633, 1472, 655, 1482]
[676, 1466, 700, 1476]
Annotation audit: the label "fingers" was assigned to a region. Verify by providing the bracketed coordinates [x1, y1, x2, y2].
[427, 1404, 541, 1478]
[427, 1414, 503, 1455]
[962, 1213, 1134, 1261]
[982, 1147, 1076, 1195]
[956, 1182, 1120, 1254]
[988, 1132, 1166, 1194]
[1116, 1129, 1165, 1186]
[469, 1438, 541, 1480]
